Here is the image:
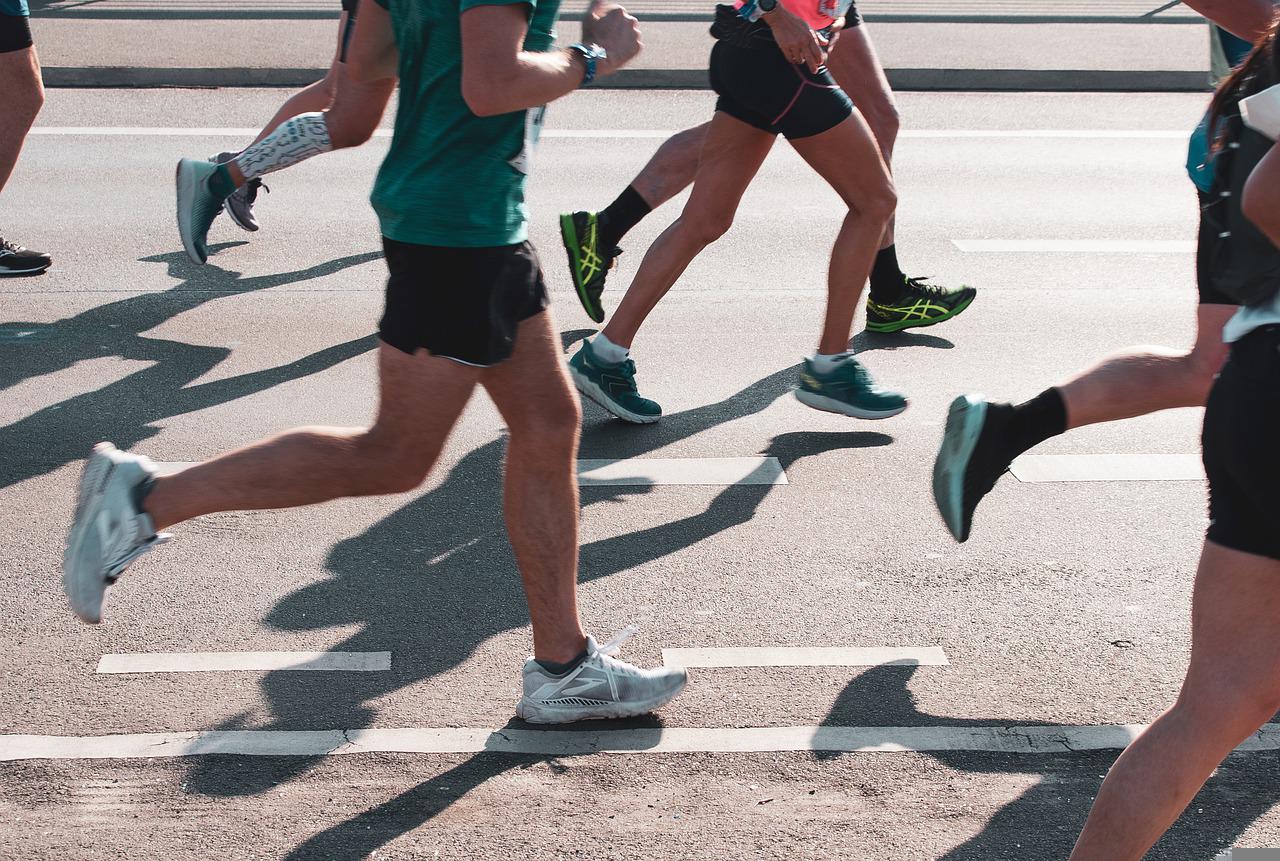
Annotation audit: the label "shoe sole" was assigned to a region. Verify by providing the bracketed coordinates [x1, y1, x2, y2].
[793, 388, 907, 420]
[865, 293, 977, 334]
[175, 159, 207, 265]
[515, 676, 689, 724]
[0, 261, 52, 277]
[63, 443, 118, 624]
[569, 365, 660, 425]
[933, 394, 987, 543]
[559, 214, 606, 325]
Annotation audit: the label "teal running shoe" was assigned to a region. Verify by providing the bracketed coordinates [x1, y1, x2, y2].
[794, 355, 907, 419]
[175, 158, 231, 265]
[568, 339, 661, 424]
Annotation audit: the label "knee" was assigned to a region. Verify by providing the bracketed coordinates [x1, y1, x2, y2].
[856, 179, 897, 227]
[867, 102, 901, 152]
[684, 210, 735, 246]
[328, 115, 377, 150]
[352, 429, 439, 494]
[12, 74, 43, 125]
[508, 393, 582, 453]
[1176, 682, 1280, 743]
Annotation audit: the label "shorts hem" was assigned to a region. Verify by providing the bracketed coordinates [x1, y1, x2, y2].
[1205, 533, 1280, 563]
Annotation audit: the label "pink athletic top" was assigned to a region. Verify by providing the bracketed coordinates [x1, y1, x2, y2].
[734, 0, 852, 31]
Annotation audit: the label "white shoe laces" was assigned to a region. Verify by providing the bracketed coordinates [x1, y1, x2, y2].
[597, 625, 638, 657]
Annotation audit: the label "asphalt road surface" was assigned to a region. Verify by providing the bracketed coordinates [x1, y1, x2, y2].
[3, 88, 1277, 860]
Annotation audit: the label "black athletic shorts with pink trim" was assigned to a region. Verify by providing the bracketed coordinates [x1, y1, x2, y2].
[708, 4, 853, 141]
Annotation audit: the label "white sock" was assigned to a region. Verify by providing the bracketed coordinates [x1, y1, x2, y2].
[810, 352, 853, 375]
[591, 333, 630, 364]
[235, 112, 333, 182]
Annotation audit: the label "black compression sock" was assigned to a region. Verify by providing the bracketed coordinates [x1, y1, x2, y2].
[1002, 388, 1068, 458]
[535, 650, 589, 676]
[597, 185, 652, 251]
[868, 245, 907, 303]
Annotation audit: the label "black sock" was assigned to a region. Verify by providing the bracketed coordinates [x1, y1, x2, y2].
[535, 650, 589, 676]
[597, 185, 652, 251]
[1002, 388, 1068, 458]
[868, 245, 906, 303]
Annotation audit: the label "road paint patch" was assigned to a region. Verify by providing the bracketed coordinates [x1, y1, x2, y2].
[662, 647, 948, 668]
[29, 127, 1189, 141]
[1011, 454, 1203, 483]
[953, 239, 1196, 254]
[5, 723, 1280, 761]
[156, 458, 788, 486]
[95, 652, 391, 674]
[578, 457, 786, 486]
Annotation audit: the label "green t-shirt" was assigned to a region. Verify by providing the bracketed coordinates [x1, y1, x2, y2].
[371, 0, 561, 247]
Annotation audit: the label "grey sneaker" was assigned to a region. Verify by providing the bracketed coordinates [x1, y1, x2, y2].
[63, 443, 170, 624]
[210, 152, 266, 232]
[175, 158, 231, 265]
[516, 629, 688, 724]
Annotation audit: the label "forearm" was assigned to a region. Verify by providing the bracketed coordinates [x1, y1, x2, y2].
[464, 48, 585, 117]
[1184, 0, 1275, 42]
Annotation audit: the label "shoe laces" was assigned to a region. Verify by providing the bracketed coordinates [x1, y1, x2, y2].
[903, 275, 948, 298]
[0, 237, 21, 253]
[245, 179, 269, 205]
[598, 625, 638, 657]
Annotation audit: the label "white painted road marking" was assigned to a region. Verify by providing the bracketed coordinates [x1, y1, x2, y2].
[29, 127, 1189, 141]
[1011, 454, 1204, 483]
[4, 723, 1280, 760]
[95, 652, 391, 674]
[663, 647, 948, 668]
[578, 457, 787, 486]
[954, 239, 1196, 254]
[158, 458, 788, 487]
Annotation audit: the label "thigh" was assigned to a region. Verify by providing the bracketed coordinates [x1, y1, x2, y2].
[682, 111, 776, 223]
[369, 341, 481, 452]
[788, 109, 892, 209]
[480, 309, 579, 429]
[826, 24, 897, 154]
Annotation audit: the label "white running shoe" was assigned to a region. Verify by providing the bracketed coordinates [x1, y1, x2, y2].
[63, 443, 170, 624]
[515, 629, 689, 724]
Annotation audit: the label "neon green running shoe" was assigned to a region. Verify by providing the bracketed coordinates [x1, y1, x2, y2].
[560, 211, 621, 324]
[865, 276, 976, 333]
[794, 355, 907, 419]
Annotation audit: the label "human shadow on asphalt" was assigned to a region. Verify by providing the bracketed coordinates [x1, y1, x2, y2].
[183, 360, 892, 799]
[0, 248, 382, 490]
[818, 665, 1280, 860]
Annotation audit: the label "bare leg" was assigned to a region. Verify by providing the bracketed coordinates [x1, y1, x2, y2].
[241, 13, 349, 150]
[788, 111, 897, 353]
[0, 46, 43, 195]
[629, 123, 710, 209]
[481, 310, 587, 664]
[826, 24, 900, 249]
[1058, 304, 1234, 430]
[324, 63, 396, 149]
[143, 344, 479, 530]
[601, 113, 775, 348]
[1070, 541, 1280, 861]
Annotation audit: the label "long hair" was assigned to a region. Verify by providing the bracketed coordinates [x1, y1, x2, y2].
[1209, 13, 1280, 148]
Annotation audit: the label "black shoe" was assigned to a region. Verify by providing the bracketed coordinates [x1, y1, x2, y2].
[0, 237, 52, 276]
[932, 395, 1015, 542]
[559, 210, 621, 323]
[866, 276, 976, 333]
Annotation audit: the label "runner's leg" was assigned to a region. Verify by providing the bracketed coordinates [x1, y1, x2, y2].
[0, 44, 41, 195]
[480, 309, 587, 663]
[143, 343, 479, 530]
[1069, 541, 1280, 861]
[601, 112, 774, 347]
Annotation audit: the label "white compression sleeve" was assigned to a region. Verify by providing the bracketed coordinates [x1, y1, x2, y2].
[235, 112, 333, 182]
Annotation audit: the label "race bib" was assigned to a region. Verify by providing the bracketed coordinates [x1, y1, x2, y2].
[510, 105, 547, 176]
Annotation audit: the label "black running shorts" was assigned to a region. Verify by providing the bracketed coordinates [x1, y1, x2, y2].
[708, 4, 853, 141]
[338, 0, 359, 63]
[378, 238, 550, 367]
[845, 0, 863, 27]
[1203, 324, 1280, 561]
[0, 7, 32, 54]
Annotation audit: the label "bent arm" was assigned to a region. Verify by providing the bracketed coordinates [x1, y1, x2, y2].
[346, 0, 399, 83]
[1184, 0, 1275, 43]
[1243, 144, 1280, 245]
[460, 4, 587, 117]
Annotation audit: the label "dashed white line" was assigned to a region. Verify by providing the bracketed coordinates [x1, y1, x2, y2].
[663, 647, 948, 668]
[1011, 454, 1203, 483]
[954, 239, 1196, 254]
[5, 723, 1280, 761]
[95, 652, 391, 674]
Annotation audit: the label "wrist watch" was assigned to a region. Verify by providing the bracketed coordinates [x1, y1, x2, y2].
[568, 43, 608, 87]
